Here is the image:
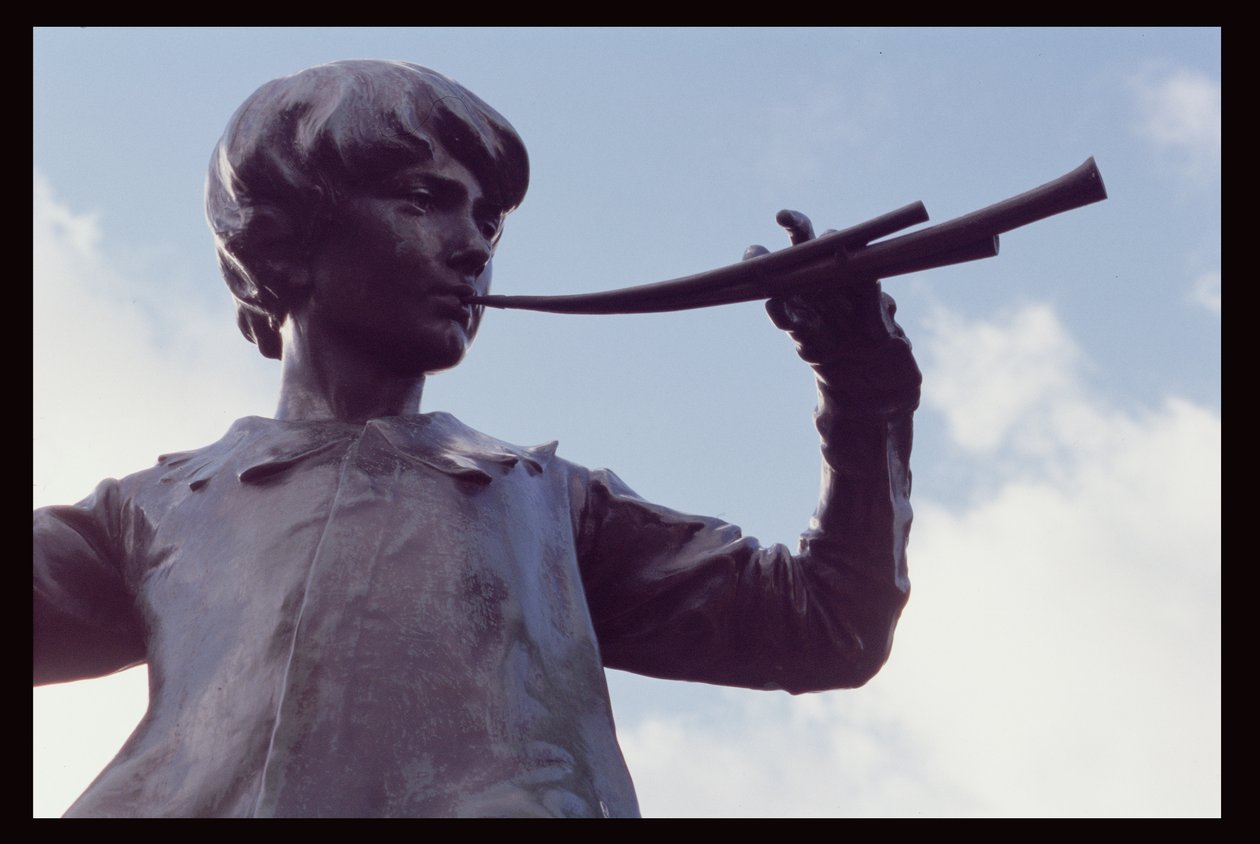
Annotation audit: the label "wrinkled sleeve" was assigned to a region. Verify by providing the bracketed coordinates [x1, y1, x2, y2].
[576, 291, 919, 695]
[34, 479, 146, 686]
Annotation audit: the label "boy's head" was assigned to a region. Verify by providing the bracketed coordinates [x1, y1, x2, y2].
[206, 60, 529, 359]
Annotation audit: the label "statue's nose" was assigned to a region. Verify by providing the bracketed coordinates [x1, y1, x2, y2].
[451, 226, 493, 279]
[448, 240, 491, 278]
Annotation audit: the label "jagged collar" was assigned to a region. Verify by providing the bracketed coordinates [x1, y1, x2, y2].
[157, 413, 558, 491]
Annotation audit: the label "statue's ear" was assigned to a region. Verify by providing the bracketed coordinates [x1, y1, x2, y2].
[225, 204, 315, 309]
[252, 246, 311, 307]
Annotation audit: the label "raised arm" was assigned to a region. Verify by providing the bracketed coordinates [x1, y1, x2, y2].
[577, 211, 920, 694]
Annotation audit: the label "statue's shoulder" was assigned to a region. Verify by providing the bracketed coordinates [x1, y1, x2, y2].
[122, 416, 277, 496]
[419, 412, 561, 476]
[34, 419, 271, 528]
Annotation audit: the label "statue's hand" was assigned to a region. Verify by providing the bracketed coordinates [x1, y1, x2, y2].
[744, 210, 921, 408]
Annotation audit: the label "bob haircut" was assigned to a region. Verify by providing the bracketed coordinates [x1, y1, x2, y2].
[206, 60, 530, 359]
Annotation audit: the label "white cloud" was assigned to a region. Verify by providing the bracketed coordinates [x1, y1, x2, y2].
[1189, 270, 1220, 315]
[1133, 67, 1221, 180]
[33, 667, 149, 817]
[897, 395, 1219, 816]
[618, 304, 1220, 817]
[620, 687, 981, 817]
[920, 303, 1108, 465]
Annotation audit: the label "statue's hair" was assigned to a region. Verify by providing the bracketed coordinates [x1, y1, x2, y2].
[205, 60, 529, 359]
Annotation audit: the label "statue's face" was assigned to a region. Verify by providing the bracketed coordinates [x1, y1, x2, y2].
[297, 141, 504, 376]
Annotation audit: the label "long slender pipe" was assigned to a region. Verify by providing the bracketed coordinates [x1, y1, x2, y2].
[469, 158, 1106, 316]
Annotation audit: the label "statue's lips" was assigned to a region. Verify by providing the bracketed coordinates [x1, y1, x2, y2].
[452, 283, 480, 304]
[432, 286, 479, 330]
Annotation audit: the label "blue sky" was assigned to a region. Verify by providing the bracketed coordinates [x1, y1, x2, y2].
[34, 28, 1219, 817]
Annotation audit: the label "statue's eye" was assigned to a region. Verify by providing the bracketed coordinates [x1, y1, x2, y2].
[406, 190, 436, 213]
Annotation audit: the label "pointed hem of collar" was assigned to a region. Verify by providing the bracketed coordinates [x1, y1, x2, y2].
[156, 413, 559, 491]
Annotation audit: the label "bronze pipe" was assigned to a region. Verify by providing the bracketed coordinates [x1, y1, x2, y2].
[469, 158, 1107, 316]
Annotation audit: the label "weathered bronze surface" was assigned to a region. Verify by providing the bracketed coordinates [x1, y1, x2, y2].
[33, 59, 962, 817]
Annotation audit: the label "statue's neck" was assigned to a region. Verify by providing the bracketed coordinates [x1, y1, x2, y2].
[274, 323, 426, 424]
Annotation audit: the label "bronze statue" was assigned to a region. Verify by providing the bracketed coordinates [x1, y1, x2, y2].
[33, 59, 1098, 817]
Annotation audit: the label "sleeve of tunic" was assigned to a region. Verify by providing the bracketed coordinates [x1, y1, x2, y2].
[34, 479, 146, 686]
[576, 290, 919, 695]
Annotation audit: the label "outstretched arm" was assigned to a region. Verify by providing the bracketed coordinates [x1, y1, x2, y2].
[578, 211, 920, 694]
[34, 480, 146, 686]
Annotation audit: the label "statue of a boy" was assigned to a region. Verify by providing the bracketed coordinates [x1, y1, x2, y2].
[34, 60, 921, 818]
